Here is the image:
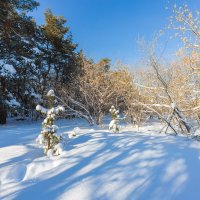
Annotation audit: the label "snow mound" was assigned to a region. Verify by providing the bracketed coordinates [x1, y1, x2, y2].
[1, 164, 27, 184]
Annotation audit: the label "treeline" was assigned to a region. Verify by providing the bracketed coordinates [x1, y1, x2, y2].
[1, 1, 200, 136]
[58, 3, 200, 135]
[0, 0, 134, 125]
[0, 0, 82, 123]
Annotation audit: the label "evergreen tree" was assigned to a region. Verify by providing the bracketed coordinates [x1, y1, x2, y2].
[0, 0, 39, 123]
[109, 105, 120, 132]
[35, 9, 80, 95]
[36, 89, 66, 156]
[0, 2, 81, 124]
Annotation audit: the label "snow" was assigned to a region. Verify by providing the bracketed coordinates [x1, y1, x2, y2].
[36, 105, 65, 116]
[47, 89, 55, 97]
[36, 134, 44, 146]
[171, 102, 176, 109]
[109, 119, 117, 130]
[0, 61, 16, 76]
[55, 105, 65, 113]
[6, 98, 21, 107]
[36, 105, 48, 114]
[194, 128, 200, 136]
[4, 64, 16, 74]
[31, 92, 41, 99]
[1, 119, 200, 200]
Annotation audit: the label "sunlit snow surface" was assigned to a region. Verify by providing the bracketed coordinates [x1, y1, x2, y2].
[1, 119, 200, 200]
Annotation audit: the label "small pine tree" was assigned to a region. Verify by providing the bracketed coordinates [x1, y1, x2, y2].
[36, 89, 66, 156]
[109, 105, 120, 132]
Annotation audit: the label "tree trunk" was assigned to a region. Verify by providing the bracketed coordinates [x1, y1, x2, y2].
[96, 112, 103, 125]
[0, 104, 7, 124]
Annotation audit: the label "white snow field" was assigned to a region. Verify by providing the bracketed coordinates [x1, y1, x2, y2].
[1, 119, 200, 200]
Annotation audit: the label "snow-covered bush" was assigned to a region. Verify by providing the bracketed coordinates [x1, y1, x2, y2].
[109, 105, 120, 132]
[36, 90, 65, 156]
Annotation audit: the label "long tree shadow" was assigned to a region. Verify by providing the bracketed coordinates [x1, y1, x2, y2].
[0, 145, 44, 168]
[2, 129, 200, 200]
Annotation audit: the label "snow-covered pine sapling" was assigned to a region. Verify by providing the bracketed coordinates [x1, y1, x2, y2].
[36, 89, 65, 156]
[109, 105, 120, 132]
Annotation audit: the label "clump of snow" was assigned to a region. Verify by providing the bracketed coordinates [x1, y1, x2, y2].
[171, 102, 176, 109]
[47, 89, 55, 97]
[55, 105, 65, 114]
[109, 119, 118, 131]
[69, 127, 81, 137]
[6, 98, 21, 107]
[193, 129, 200, 140]
[36, 105, 48, 114]
[52, 125, 59, 131]
[194, 129, 200, 136]
[36, 134, 44, 146]
[31, 92, 42, 99]
[73, 127, 80, 136]
[0, 62, 16, 77]
[54, 143, 64, 155]
[4, 64, 16, 74]
[47, 149, 54, 157]
[44, 106, 65, 116]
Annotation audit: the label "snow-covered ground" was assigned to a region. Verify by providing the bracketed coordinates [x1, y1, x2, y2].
[1, 119, 200, 200]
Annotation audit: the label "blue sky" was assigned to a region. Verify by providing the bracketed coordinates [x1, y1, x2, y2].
[31, 0, 199, 66]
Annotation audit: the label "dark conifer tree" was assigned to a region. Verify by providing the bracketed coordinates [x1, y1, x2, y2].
[35, 9, 80, 95]
[0, 2, 81, 124]
[0, 0, 39, 123]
